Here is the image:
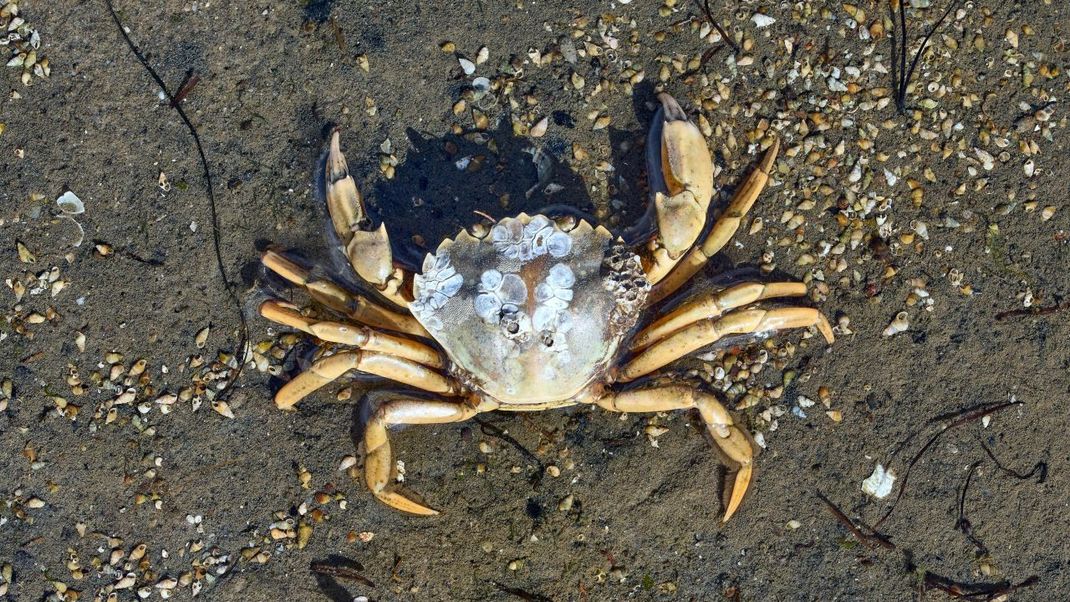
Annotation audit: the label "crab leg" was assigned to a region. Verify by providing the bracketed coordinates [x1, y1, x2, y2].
[324, 130, 411, 308]
[274, 351, 459, 410]
[596, 386, 753, 522]
[648, 140, 779, 304]
[619, 307, 834, 382]
[641, 93, 715, 285]
[260, 300, 443, 368]
[262, 250, 429, 338]
[364, 397, 481, 515]
[630, 281, 807, 351]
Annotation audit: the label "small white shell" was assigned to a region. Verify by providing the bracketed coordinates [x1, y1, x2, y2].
[751, 13, 776, 28]
[56, 191, 84, 215]
[882, 311, 909, 336]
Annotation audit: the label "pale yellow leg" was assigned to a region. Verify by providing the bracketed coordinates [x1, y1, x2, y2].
[262, 250, 429, 338]
[274, 351, 458, 410]
[631, 282, 807, 351]
[324, 131, 411, 307]
[260, 300, 443, 368]
[596, 386, 753, 522]
[648, 140, 779, 303]
[642, 93, 715, 284]
[619, 307, 834, 382]
[364, 397, 480, 515]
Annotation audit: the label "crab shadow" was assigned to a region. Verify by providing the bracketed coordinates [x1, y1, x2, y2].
[366, 119, 596, 270]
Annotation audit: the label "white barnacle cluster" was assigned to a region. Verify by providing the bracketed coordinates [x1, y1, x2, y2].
[411, 252, 463, 331]
[474, 269, 529, 332]
[490, 215, 572, 261]
[533, 264, 575, 338]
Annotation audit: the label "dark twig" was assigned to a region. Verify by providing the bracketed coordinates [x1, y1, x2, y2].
[697, 0, 739, 53]
[492, 581, 554, 602]
[917, 569, 1039, 601]
[106, 1, 249, 403]
[979, 441, 1047, 483]
[473, 416, 545, 485]
[309, 563, 375, 587]
[171, 69, 200, 107]
[955, 462, 988, 556]
[889, 0, 964, 114]
[815, 490, 896, 550]
[873, 400, 1022, 530]
[995, 298, 1070, 321]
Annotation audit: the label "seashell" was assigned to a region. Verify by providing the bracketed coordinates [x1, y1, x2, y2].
[56, 191, 84, 214]
[882, 311, 909, 336]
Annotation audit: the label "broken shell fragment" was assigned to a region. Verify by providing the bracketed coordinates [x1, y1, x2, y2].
[56, 191, 84, 214]
[529, 116, 548, 138]
[862, 464, 896, 498]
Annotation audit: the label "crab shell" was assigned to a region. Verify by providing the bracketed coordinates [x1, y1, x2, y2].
[410, 213, 650, 406]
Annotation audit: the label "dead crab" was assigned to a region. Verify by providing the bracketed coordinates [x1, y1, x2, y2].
[260, 93, 833, 522]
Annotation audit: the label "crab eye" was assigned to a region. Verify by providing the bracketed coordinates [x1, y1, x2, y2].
[540, 331, 554, 347]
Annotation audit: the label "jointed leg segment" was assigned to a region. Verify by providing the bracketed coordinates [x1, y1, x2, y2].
[260, 300, 443, 368]
[620, 307, 834, 382]
[274, 351, 459, 410]
[631, 281, 808, 351]
[596, 386, 753, 522]
[363, 397, 481, 515]
[261, 250, 428, 337]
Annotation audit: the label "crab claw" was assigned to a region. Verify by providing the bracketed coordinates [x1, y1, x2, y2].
[644, 93, 715, 284]
[324, 130, 410, 306]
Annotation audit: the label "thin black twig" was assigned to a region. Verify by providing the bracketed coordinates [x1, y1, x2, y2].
[106, 1, 249, 403]
[979, 441, 1047, 483]
[697, 0, 739, 53]
[955, 461, 988, 556]
[889, 0, 964, 114]
[309, 563, 375, 587]
[473, 416, 545, 485]
[917, 569, 1038, 601]
[815, 490, 895, 550]
[873, 400, 1021, 530]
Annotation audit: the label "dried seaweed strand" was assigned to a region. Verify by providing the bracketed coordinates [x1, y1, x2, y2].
[955, 461, 988, 556]
[918, 570, 1038, 601]
[873, 400, 1022, 530]
[815, 490, 896, 550]
[492, 581, 555, 602]
[889, 0, 963, 114]
[697, 0, 739, 53]
[957, 443, 1048, 557]
[309, 563, 375, 587]
[473, 416, 544, 472]
[979, 441, 1047, 483]
[994, 298, 1070, 321]
[105, 0, 249, 403]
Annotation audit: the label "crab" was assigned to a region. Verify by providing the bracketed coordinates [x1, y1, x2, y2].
[259, 93, 834, 522]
